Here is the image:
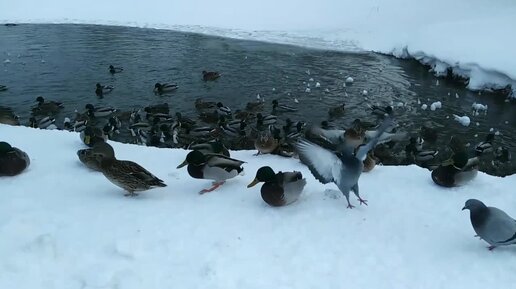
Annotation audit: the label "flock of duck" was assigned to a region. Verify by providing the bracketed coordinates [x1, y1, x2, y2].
[1, 66, 515, 251]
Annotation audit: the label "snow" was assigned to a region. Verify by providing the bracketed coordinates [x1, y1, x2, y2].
[2, 124, 516, 288]
[2, 0, 515, 96]
[453, 114, 472, 127]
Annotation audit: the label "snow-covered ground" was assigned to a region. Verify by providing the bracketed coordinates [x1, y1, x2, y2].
[2, 0, 516, 96]
[1, 124, 516, 288]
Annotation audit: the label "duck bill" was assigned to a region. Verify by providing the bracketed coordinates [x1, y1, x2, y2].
[176, 160, 188, 169]
[461, 206, 466, 211]
[247, 178, 259, 188]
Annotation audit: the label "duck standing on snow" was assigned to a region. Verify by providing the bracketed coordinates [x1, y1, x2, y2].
[0, 141, 30, 176]
[92, 142, 166, 196]
[109, 65, 123, 74]
[431, 136, 478, 187]
[202, 70, 221, 81]
[475, 133, 495, 156]
[95, 83, 114, 97]
[154, 82, 178, 94]
[295, 117, 393, 208]
[247, 166, 306, 207]
[177, 150, 245, 194]
[462, 199, 516, 251]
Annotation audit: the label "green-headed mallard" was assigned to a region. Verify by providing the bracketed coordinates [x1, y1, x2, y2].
[247, 166, 306, 207]
[431, 136, 477, 187]
[29, 116, 57, 129]
[177, 150, 244, 194]
[80, 126, 107, 147]
[475, 133, 495, 156]
[109, 65, 123, 74]
[216, 102, 232, 117]
[85, 104, 116, 118]
[202, 70, 221, 81]
[154, 82, 178, 94]
[77, 141, 109, 171]
[32, 96, 64, 114]
[0, 141, 30, 176]
[91, 142, 166, 196]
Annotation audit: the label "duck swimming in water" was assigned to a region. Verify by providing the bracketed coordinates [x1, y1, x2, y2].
[109, 65, 123, 74]
[202, 70, 221, 81]
[95, 83, 114, 97]
[154, 82, 178, 94]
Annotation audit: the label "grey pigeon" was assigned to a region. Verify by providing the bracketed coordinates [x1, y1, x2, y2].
[295, 117, 393, 208]
[462, 199, 516, 250]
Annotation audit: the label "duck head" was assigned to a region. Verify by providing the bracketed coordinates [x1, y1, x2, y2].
[247, 166, 276, 188]
[177, 150, 206, 168]
[0, 141, 13, 154]
[35, 96, 45, 104]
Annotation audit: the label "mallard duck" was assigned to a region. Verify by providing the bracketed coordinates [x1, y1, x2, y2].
[189, 140, 230, 157]
[177, 150, 244, 193]
[154, 82, 178, 94]
[95, 83, 114, 97]
[246, 100, 264, 111]
[29, 116, 56, 129]
[91, 142, 166, 196]
[295, 117, 393, 208]
[0, 108, 19, 126]
[202, 70, 221, 81]
[32, 96, 64, 114]
[272, 99, 298, 113]
[216, 102, 232, 117]
[85, 104, 116, 118]
[80, 126, 107, 147]
[475, 133, 495, 156]
[405, 137, 438, 165]
[432, 157, 479, 187]
[256, 113, 277, 128]
[109, 65, 123, 74]
[0, 85, 7, 91]
[185, 126, 216, 138]
[0, 141, 30, 176]
[493, 146, 511, 164]
[254, 129, 279, 155]
[362, 150, 377, 172]
[328, 103, 346, 118]
[195, 98, 217, 110]
[144, 103, 169, 114]
[247, 166, 306, 207]
[175, 112, 196, 128]
[370, 105, 393, 117]
[77, 141, 106, 171]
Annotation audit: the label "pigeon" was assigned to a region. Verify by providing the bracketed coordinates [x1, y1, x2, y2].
[295, 117, 393, 208]
[462, 199, 516, 250]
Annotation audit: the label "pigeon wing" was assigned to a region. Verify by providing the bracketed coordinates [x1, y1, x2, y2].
[295, 139, 342, 184]
[482, 207, 516, 246]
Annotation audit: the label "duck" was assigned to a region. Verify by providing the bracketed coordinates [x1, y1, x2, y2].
[188, 140, 230, 157]
[493, 146, 511, 164]
[475, 133, 495, 156]
[272, 99, 298, 113]
[216, 102, 232, 117]
[144, 103, 169, 115]
[0, 141, 30, 176]
[432, 156, 479, 187]
[256, 113, 277, 128]
[247, 166, 306, 207]
[175, 112, 196, 129]
[420, 124, 438, 143]
[246, 100, 264, 111]
[91, 142, 166, 196]
[29, 116, 56, 129]
[405, 137, 439, 166]
[154, 82, 178, 94]
[370, 105, 393, 117]
[109, 65, 123, 74]
[32, 96, 64, 114]
[362, 150, 377, 173]
[85, 104, 116, 118]
[328, 103, 346, 118]
[0, 85, 7, 91]
[254, 128, 279, 155]
[177, 150, 245, 193]
[77, 141, 106, 171]
[80, 126, 108, 147]
[295, 117, 393, 208]
[0, 108, 20, 126]
[95, 83, 114, 97]
[195, 98, 217, 110]
[185, 126, 216, 138]
[202, 70, 221, 81]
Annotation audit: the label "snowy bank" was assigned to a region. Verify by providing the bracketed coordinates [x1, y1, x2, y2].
[1, 124, 516, 288]
[2, 0, 516, 96]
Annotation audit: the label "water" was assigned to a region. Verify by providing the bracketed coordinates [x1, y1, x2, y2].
[0, 24, 514, 176]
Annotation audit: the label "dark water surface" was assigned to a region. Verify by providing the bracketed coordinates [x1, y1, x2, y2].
[0, 24, 514, 176]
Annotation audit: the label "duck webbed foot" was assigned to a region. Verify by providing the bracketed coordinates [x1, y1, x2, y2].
[199, 181, 226, 194]
[124, 191, 139, 197]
